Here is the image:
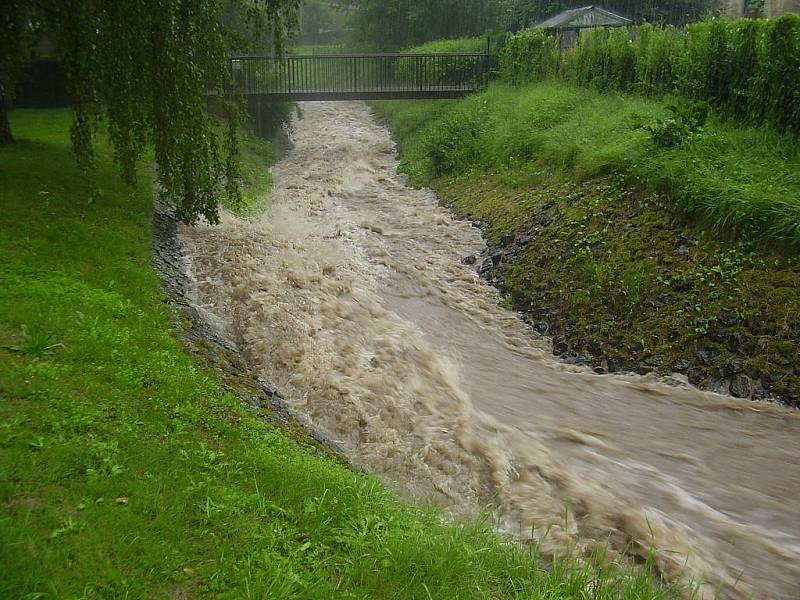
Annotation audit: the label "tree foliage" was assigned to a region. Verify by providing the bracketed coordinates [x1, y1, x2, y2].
[1, 0, 299, 224]
[344, 0, 500, 51]
[342, 0, 722, 50]
[300, 0, 349, 45]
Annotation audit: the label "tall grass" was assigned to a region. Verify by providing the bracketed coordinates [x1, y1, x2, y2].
[389, 83, 663, 183]
[499, 14, 800, 136]
[375, 81, 800, 249]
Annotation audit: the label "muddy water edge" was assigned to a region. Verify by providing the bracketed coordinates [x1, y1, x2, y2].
[180, 102, 800, 599]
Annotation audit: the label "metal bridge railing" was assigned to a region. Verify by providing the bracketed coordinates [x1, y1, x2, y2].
[229, 53, 490, 99]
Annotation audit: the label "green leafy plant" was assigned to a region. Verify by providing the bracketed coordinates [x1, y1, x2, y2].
[644, 101, 709, 148]
[498, 30, 560, 84]
[2, 324, 63, 358]
[1, 0, 300, 224]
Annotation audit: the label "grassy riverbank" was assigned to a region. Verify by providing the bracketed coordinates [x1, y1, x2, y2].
[372, 81, 800, 405]
[0, 110, 678, 597]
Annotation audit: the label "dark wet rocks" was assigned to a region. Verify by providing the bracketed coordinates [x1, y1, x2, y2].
[552, 338, 570, 356]
[469, 228, 797, 407]
[719, 357, 744, 378]
[718, 312, 740, 327]
[436, 179, 799, 408]
[645, 354, 666, 368]
[652, 294, 670, 309]
[630, 341, 645, 354]
[727, 331, 747, 353]
[534, 322, 550, 335]
[729, 374, 755, 398]
[707, 328, 728, 343]
[672, 359, 691, 372]
[696, 346, 718, 366]
[479, 257, 494, 276]
[671, 279, 693, 292]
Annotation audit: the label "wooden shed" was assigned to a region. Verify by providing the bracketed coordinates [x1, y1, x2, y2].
[534, 6, 631, 47]
[534, 6, 631, 30]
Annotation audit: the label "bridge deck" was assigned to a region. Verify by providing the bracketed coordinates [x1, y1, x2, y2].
[246, 87, 473, 102]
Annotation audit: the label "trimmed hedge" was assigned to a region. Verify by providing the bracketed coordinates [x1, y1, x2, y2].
[499, 15, 800, 135]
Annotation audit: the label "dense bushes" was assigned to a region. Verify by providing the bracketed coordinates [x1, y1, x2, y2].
[404, 37, 487, 53]
[497, 30, 559, 83]
[347, 0, 499, 51]
[499, 15, 800, 135]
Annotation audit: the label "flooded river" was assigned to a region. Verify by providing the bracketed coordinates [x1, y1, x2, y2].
[181, 102, 800, 598]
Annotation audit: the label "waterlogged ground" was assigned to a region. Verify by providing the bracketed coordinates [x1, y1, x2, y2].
[181, 102, 800, 599]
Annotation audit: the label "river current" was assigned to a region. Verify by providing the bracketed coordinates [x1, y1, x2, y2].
[181, 102, 800, 598]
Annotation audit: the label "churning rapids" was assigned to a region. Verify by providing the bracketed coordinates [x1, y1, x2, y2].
[181, 102, 800, 598]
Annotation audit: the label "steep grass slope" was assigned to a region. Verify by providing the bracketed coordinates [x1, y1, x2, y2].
[381, 82, 800, 249]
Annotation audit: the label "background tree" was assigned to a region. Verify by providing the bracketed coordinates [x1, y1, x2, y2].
[299, 0, 350, 45]
[1, 2, 41, 144]
[1, 0, 299, 224]
[345, 0, 501, 50]
[343, 0, 721, 47]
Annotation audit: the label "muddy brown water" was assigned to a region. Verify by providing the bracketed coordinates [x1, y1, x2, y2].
[181, 102, 800, 598]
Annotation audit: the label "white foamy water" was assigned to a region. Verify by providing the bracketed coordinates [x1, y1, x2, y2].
[181, 102, 800, 598]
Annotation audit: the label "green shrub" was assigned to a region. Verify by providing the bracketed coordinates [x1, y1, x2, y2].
[752, 14, 800, 135]
[397, 38, 489, 90]
[564, 28, 608, 88]
[405, 37, 487, 54]
[634, 23, 683, 95]
[420, 99, 491, 176]
[679, 19, 732, 105]
[499, 15, 800, 135]
[607, 28, 637, 91]
[559, 28, 636, 91]
[644, 101, 709, 148]
[498, 30, 559, 84]
[724, 19, 760, 119]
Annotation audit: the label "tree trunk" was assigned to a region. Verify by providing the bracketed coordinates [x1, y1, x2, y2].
[0, 83, 13, 145]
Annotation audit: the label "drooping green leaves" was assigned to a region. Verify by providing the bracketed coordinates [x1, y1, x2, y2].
[2, 0, 299, 224]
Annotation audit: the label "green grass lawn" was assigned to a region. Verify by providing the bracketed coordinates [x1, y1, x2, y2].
[0, 110, 678, 598]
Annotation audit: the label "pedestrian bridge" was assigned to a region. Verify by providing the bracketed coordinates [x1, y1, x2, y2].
[229, 52, 491, 101]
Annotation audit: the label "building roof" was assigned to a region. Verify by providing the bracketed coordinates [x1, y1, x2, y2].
[534, 6, 632, 29]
